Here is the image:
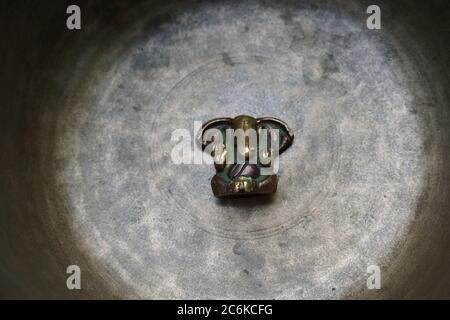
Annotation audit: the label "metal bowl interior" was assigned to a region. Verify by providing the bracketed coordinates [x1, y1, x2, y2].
[0, 0, 449, 299]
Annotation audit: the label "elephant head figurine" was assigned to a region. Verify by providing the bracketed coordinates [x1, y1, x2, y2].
[199, 115, 294, 198]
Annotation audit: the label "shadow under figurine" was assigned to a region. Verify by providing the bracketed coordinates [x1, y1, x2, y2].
[199, 115, 294, 198]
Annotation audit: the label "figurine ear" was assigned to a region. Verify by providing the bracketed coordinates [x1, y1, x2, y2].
[197, 117, 233, 150]
[257, 117, 294, 154]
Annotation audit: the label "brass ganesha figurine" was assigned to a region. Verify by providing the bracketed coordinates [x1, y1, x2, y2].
[199, 115, 294, 198]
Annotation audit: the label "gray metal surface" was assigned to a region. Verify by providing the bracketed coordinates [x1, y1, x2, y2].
[1, 0, 449, 299]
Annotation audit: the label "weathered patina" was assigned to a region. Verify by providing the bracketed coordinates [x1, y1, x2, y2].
[200, 115, 294, 197]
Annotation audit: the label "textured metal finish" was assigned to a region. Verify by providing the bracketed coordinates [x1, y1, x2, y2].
[200, 115, 294, 197]
[0, 0, 449, 299]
